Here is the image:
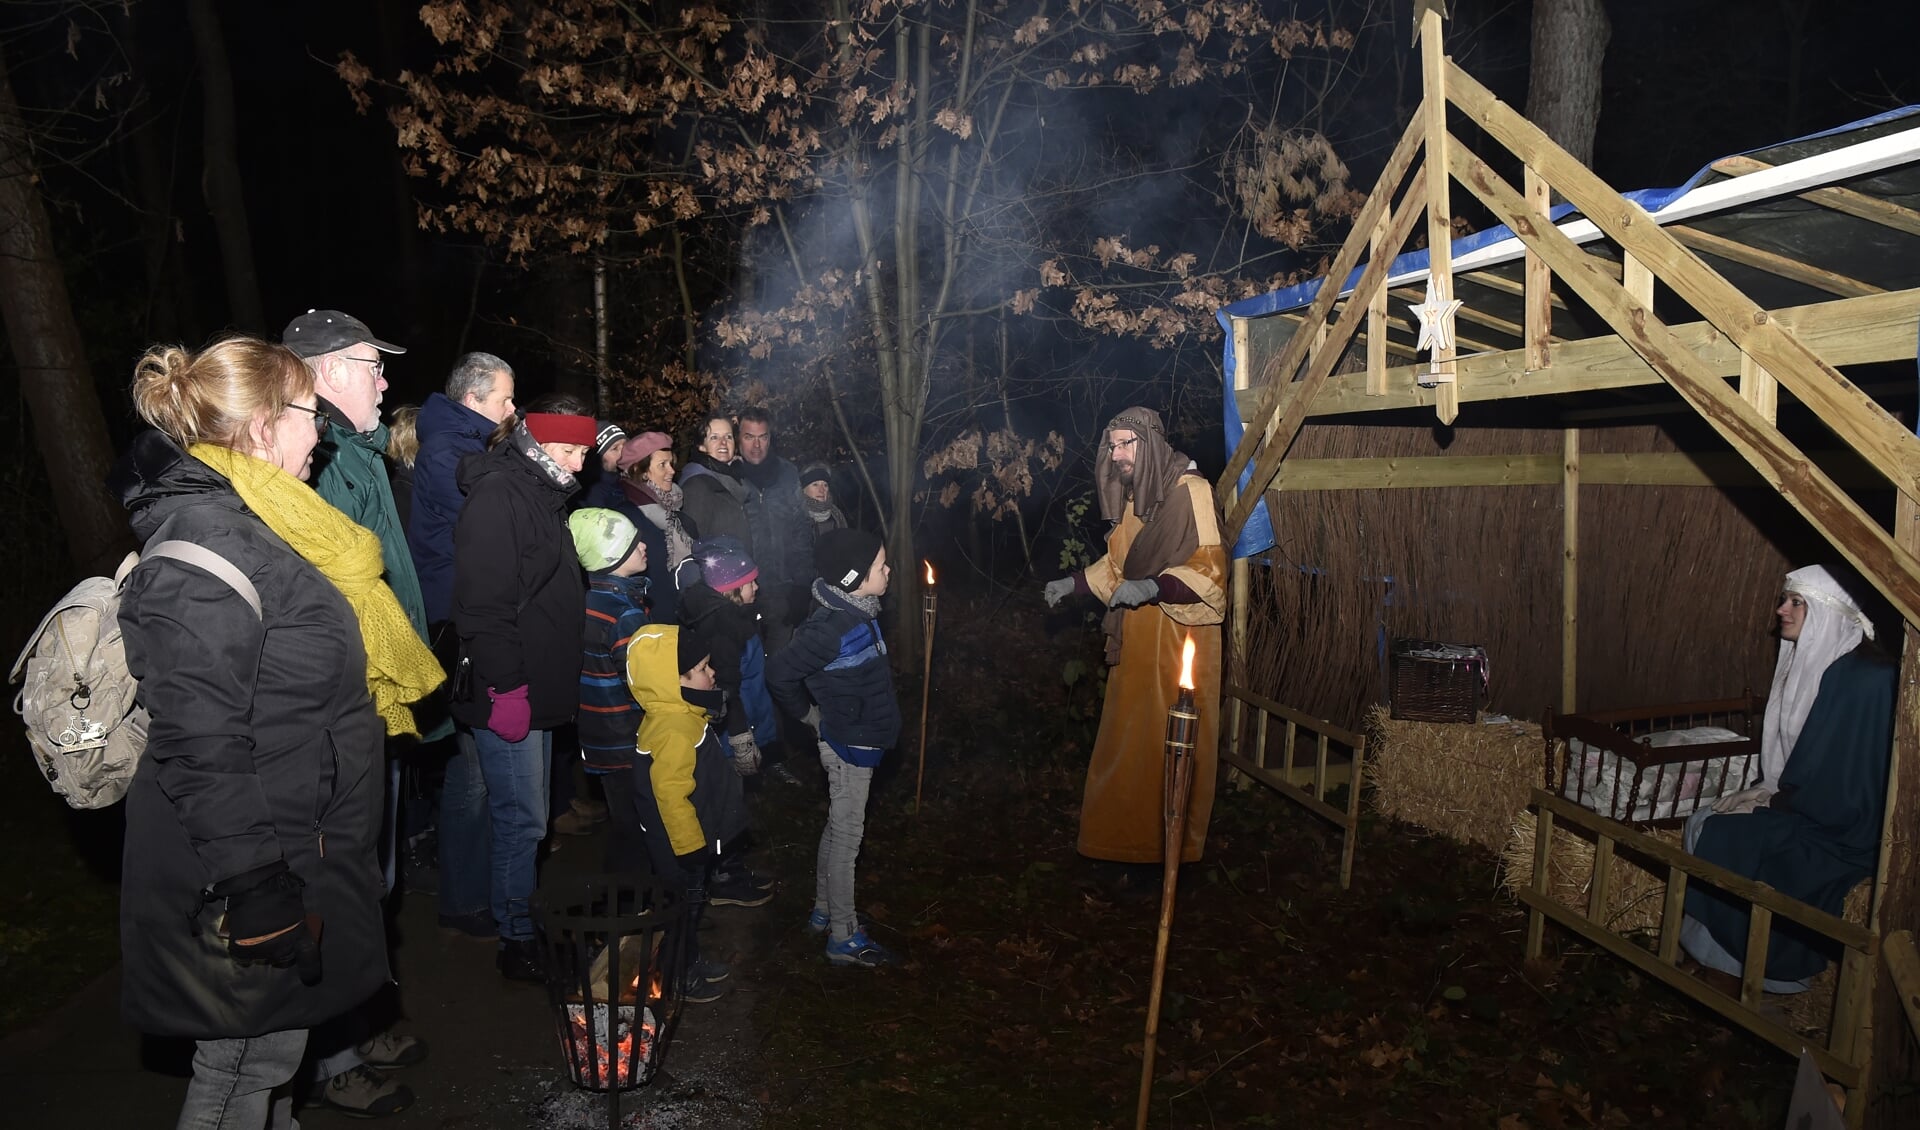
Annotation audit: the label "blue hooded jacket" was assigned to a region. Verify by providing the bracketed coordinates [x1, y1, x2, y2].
[407, 392, 497, 624]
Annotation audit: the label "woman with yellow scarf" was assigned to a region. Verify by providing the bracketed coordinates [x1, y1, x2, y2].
[111, 336, 441, 1130]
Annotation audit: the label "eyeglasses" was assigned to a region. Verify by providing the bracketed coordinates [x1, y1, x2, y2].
[343, 355, 385, 379]
[1106, 437, 1139, 455]
[285, 403, 329, 436]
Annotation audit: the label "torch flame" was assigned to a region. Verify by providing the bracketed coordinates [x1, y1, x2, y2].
[924, 560, 935, 585]
[1178, 633, 1196, 691]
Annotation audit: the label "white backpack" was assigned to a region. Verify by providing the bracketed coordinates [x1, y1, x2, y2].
[9, 541, 261, 809]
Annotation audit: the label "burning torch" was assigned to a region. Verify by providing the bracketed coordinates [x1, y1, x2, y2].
[1136, 632, 1198, 1130]
[916, 560, 937, 814]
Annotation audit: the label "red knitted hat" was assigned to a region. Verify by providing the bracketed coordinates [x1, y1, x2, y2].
[524, 413, 598, 447]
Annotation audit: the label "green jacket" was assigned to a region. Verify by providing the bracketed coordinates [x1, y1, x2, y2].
[311, 400, 428, 638]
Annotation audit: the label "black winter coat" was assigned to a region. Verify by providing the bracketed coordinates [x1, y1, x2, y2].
[451, 434, 586, 730]
[111, 431, 388, 1039]
[676, 581, 764, 738]
[679, 457, 751, 547]
[736, 455, 816, 589]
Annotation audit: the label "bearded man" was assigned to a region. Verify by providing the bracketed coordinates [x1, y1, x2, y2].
[1043, 407, 1224, 863]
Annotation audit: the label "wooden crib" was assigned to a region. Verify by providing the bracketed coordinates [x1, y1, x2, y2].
[1542, 694, 1763, 828]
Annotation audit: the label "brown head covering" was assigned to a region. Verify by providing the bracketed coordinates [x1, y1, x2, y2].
[1094, 406, 1200, 581]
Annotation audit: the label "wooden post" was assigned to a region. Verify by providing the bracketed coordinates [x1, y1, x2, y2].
[1867, 492, 1920, 1129]
[1562, 428, 1579, 713]
[1526, 806, 1554, 959]
[1740, 351, 1779, 425]
[1524, 165, 1553, 372]
[1622, 250, 1655, 309]
[1419, 3, 1458, 423]
[1368, 207, 1391, 395]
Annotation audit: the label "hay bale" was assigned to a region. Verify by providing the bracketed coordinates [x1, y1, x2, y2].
[1365, 704, 1543, 852]
[1499, 810, 1679, 934]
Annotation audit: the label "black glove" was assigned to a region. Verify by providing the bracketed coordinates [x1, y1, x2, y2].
[214, 862, 322, 985]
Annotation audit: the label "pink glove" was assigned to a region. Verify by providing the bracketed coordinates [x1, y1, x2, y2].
[486, 685, 531, 742]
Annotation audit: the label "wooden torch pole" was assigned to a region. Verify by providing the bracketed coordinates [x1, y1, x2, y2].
[1136, 635, 1199, 1129]
[916, 561, 937, 814]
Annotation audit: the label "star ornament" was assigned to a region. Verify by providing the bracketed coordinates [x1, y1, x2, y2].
[1408, 277, 1464, 354]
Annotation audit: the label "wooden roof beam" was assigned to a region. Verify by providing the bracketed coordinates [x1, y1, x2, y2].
[1668, 224, 1885, 299]
[1233, 288, 1920, 419]
[1388, 285, 1556, 342]
[1463, 266, 1574, 311]
[1446, 126, 1920, 628]
[1449, 59, 1920, 503]
[1713, 153, 1920, 239]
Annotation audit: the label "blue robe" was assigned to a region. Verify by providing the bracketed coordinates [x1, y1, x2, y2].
[1684, 648, 1893, 981]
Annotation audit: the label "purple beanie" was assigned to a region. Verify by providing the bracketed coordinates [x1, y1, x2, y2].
[691, 537, 759, 593]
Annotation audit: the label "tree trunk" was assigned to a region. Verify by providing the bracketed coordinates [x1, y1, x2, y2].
[1524, 0, 1610, 169]
[185, 0, 264, 332]
[0, 50, 134, 574]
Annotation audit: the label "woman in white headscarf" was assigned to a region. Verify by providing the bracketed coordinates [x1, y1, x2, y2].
[1680, 564, 1894, 992]
[1742, 564, 1875, 799]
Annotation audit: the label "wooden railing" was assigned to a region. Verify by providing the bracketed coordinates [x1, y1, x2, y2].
[1521, 789, 1875, 1121]
[1220, 685, 1366, 889]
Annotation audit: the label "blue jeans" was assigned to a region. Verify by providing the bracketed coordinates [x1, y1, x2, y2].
[176, 1028, 308, 1130]
[471, 726, 553, 941]
[439, 732, 493, 920]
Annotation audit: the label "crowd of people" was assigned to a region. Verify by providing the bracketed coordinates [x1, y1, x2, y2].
[109, 313, 897, 1128]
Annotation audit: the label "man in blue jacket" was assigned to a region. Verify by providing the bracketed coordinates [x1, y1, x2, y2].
[404, 352, 517, 942]
[408, 353, 518, 628]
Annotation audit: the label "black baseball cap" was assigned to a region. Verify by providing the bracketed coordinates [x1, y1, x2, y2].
[281, 309, 407, 359]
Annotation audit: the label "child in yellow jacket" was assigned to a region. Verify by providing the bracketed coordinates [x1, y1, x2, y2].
[625, 623, 747, 998]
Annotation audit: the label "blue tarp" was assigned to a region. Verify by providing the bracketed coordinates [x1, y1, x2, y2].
[1217, 105, 1920, 559]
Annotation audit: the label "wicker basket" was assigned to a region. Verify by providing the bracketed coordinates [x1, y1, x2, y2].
[1389, 638, 1487, 723]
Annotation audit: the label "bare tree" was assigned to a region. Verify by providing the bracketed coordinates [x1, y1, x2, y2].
[0, 46, 130, 573]
[1525, 0, 1610, 168]
[185, 0, 263, 332]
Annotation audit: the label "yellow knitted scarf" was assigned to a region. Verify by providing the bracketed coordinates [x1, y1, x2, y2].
[190, 443, 445, 738]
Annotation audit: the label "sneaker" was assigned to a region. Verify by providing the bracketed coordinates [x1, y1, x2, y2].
[689, 958, 731, 984]
[708, 876, 774, 908]
[679, 973, 727, 1004]
[355, 1030, 428, 1069]
[825, 930, 900, 968]
[714, 866, 776, 893]
[320, 1063, 414, 1118]
[497, 938, 545, 983]
[438, 910, 494, 938]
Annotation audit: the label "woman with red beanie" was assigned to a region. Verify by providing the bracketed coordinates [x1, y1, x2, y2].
[448, 408, 596, 980]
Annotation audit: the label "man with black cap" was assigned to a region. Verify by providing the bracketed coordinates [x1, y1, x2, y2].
[282, 308, 427, 1115]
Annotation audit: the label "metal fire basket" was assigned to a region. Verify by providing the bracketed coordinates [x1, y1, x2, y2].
[534, 875, 687, 1126]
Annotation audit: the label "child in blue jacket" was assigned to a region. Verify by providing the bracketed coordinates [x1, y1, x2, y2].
[768, 528, 903, 968]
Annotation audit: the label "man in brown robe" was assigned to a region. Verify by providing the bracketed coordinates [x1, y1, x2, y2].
[1044, 407, 1225, 862]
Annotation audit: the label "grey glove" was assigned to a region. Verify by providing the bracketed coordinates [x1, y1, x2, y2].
[1043, 577, 1075, 608]
[1712, 785, 1773, 815]
[1108, 577, 1159, 609]
[801, 705, 822, 733]
[728, 731, 762, 776]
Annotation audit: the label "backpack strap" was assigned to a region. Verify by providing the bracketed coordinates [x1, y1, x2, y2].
[142, 540, 264, 620]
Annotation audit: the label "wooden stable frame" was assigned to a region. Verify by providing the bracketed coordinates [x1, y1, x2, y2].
[1215, 7, 1920, 1122]
[1220, 685, 1366, 889]
[1522, 790, 1877, 1088]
